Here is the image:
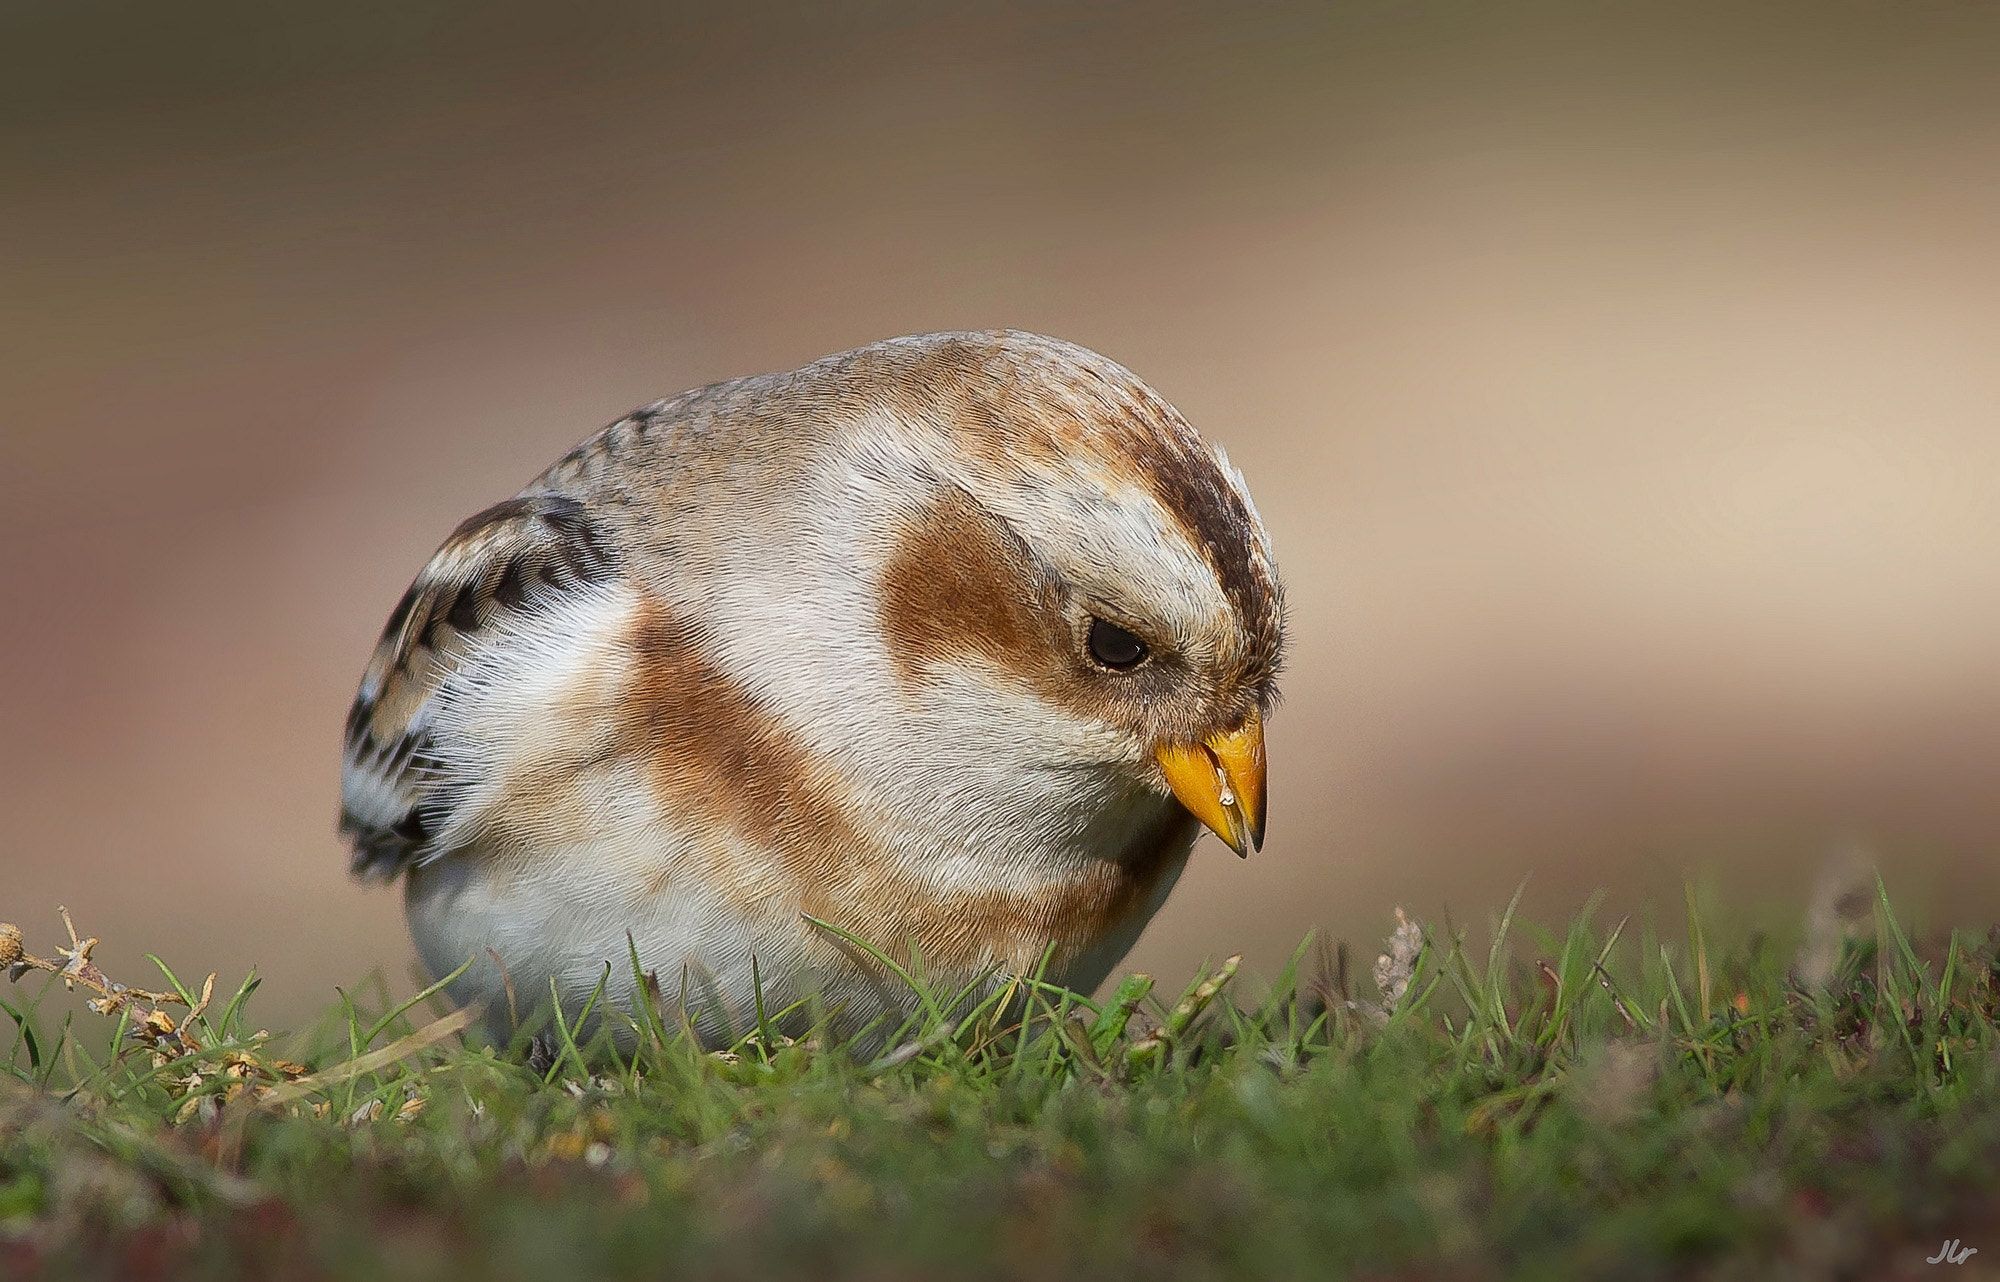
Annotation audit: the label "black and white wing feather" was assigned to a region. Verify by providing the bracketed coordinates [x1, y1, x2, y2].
[340, 492, 621, 878]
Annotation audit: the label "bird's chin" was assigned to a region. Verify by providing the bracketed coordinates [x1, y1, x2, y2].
[1133, 800, 1204, 866]
[1057, 762, 1182, 850]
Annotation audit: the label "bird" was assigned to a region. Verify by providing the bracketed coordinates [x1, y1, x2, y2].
[339, 330, 1284, 1047]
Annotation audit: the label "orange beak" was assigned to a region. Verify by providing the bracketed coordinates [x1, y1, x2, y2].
[1153, 710, 1267, 857]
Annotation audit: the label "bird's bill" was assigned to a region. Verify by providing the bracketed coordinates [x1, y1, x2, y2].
[1153, 711, 1267, 858]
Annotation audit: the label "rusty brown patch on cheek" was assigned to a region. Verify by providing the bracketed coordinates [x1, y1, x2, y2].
[876, 486, 1071, 691]
[872, 478, 1243, 756]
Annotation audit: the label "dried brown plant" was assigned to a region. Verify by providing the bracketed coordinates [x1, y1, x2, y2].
[3, 907, 310, 1116]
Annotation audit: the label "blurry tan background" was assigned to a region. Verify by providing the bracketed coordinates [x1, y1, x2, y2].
[5, 1, 1998, 1021]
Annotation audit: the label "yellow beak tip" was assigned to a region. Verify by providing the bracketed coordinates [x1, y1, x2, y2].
[1153, 713, 1268, 860]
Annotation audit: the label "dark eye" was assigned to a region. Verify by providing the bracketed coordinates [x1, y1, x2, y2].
[1087, 617, 1148, 670]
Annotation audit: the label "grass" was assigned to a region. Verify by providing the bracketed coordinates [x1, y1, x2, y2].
[3, 876, 1999, 1280]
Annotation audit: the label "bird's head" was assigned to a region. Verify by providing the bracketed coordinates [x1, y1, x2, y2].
[791, 331, 1284, 860]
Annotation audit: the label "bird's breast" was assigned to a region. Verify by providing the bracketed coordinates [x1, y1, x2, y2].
[412, 578, 1202, 1033]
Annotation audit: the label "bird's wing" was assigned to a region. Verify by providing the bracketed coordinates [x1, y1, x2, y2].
[340, 491, 622, 878]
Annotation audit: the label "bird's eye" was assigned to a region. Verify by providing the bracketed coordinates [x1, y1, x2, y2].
[1087, 618, 1149, 670]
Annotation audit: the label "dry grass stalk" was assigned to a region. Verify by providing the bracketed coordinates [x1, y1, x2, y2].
[1372, 907, 1423, 1018]
[4, 906, 310, 1112]
[3, 907, 194, 1017]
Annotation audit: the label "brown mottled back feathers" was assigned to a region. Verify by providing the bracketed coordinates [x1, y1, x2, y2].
[340, 491, 620, 876]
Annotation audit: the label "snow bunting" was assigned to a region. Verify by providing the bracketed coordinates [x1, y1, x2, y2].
[340, 331, 1283, 1043]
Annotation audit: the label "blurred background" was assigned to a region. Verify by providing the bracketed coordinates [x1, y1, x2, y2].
[5, 1, 1998, 1023]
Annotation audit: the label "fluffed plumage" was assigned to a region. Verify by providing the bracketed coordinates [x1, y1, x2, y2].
[341, 330, 1283, 1044]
